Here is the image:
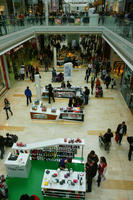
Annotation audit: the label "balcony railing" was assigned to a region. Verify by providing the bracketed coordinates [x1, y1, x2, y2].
[0, 15, 133, 43]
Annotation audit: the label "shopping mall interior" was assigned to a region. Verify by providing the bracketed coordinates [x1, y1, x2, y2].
[0, 0, 133, 200]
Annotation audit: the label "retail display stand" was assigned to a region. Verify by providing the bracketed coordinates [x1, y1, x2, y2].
[12, 138, 84, 163]
[30, 100, 60, 120]
[59, 107, 84, 121]
[41, 169, 86, 199]
[42, 86, 83, 99]
[5, 152, 31, 178]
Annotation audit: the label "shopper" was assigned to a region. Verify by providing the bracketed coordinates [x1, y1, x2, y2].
[0, 135, 5, 159]
[101, 128, 113, 151]
[85, 159, 95, 192]
[97, 156, 107, 187]
[61, 81, 66, 88]
[48, 84, 55, 104]
[30, 195, 40, 200]
[67, 81, 71, 88]
[127, 136, 133, 161]
[3, 98, 13, 120]
[87, 150, 99, 164]
[20, 65, 25, 80]
[116, 121, 127, 145]
[24, 86, 32, 106]
[59, 158, 72, 170]
[105, 74, 111, 89]
[52, 68, 56, 82]
[95, 78, 100, 88]
[91, 79, 95, 95]
[84, 86, 90, 105]
[85, 67, 89, 83]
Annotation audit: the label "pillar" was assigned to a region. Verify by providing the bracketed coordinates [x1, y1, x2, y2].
[35, 74, 41, 100]
[53, 47, 57, 70]
[45, 0, 49, 26]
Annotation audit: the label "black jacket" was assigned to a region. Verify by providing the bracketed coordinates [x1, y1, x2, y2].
[116, 124, 127, 135]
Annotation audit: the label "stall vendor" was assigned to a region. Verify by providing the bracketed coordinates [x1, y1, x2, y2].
[59, 158, 72, 170]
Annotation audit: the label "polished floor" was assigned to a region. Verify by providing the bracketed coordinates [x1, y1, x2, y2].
[0, 69, 133, 200]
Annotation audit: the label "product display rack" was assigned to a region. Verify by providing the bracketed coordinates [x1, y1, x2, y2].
[59, 107, 84, 121]
[12, 138, 85, 163]
[42, 86, 83, 99]
[41, 169, 86, 199]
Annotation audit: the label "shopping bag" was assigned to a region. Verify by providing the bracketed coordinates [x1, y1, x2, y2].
[115, 133, 118, 142]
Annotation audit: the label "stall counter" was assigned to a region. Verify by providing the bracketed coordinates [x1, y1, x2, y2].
[5, 152, 31, 178]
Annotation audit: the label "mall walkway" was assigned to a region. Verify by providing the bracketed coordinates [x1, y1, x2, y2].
[0, 69, 133, 200]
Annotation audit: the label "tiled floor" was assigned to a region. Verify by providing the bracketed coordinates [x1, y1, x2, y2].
[0, 69, 133, 199]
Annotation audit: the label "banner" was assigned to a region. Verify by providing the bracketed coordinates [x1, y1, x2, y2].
[64, 62, 73, 81]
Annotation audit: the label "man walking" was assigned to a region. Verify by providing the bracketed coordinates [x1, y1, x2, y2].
[24, 86, 32, 106]
[48, 84, 55, 104]
[84, 86, 90, 105]
[116, 121, 127, 145]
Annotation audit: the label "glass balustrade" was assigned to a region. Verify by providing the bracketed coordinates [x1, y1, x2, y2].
[0, 15, 133, 44]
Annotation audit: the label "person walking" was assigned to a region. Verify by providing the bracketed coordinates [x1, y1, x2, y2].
[91, 79, 95, 95]
[0, 135, 5, 159]
[24, 86, 32, 106]
[48, 84, 55, 104]
[116, 121, 127, 145]
[127, 136, 133, 161]
[85, 159, 95, 192]
[3, 98, 13, 120]
[97, 156, 107, 187]
[84, 86, 90, 105]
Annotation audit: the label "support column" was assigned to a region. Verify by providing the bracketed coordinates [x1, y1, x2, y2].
[36, 35, 41, 52]
[53, 47, 57, 70]
[35, 74, 41, 100]
[45, 0, 49, 26]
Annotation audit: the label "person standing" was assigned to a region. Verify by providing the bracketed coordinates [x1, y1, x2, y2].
[105, 74, 111, 89]
[116, 121, 127, 145]
[85, 67, 89, 83]
[24, 86, 32, 106]
[85, 159, 95, 192]
[4, 98, 13, 120]
[84, 86, 90, 105]
[91, 79, 95, 95]
[0, 135, 5, 159]
[0, 11, 7, 35]
[48, 84, 55, 104]
[97, 157, 107, 187]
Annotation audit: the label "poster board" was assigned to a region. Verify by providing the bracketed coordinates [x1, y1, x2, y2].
[64, 62, 73, 81]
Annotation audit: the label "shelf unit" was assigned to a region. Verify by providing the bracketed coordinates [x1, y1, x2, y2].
[12, 138, 85, 163]
[59, 108, 84, 121]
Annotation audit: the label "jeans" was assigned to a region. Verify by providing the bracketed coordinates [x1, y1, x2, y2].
[26, 96, 32, 106]
[48, 94, 55, 104]
[5, 108, 13, 119]
[118, 134, 123, 144]
[85, 95, 89, 105]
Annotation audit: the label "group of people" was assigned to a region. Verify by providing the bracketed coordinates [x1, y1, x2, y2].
[86, 151, 107, 192]
[19, 65, 39, 82]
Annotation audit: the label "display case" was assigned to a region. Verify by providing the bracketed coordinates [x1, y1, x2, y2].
[59, 107, 84, 122]
[30, 101, 60, 120]
[41, 169, 86, 199]
[5, 152, 31, 178]
[42, 87, 83, 99]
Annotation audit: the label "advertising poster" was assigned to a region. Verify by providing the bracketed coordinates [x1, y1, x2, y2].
[64, 62, 73, 81]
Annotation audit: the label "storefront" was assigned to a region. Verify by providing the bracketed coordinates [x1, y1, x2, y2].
[121, 65, 133, 113]
[0, 55, 8, 96]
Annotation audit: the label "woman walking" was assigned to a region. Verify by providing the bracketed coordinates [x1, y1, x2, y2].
[4, 98, 13, 120]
